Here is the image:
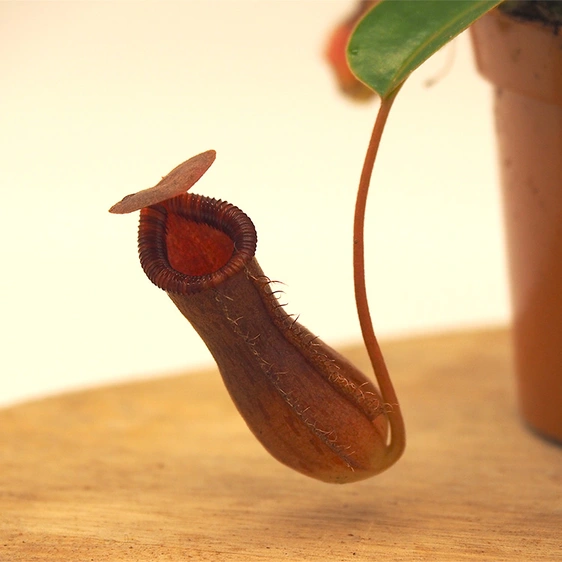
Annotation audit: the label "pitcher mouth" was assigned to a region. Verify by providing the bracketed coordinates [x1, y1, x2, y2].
[138, 193, 257, 295]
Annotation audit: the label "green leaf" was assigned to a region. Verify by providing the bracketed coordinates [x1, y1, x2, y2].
[347, 0, 503, 98]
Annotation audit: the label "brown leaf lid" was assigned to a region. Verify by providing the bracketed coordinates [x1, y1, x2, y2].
[109, 150, 216, 214]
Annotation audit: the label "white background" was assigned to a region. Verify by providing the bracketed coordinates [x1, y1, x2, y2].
[0, 1, 509, 407]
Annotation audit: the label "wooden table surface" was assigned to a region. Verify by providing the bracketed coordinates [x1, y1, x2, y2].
[1, 328, 561, 561]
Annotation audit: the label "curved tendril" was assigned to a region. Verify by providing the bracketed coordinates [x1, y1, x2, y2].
[353, 86, 406, 469]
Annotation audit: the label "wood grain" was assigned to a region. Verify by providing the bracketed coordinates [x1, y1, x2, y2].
[1, 329, 561, 561]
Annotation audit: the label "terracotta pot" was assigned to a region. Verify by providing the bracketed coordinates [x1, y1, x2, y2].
[471, 10, 562, 443]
